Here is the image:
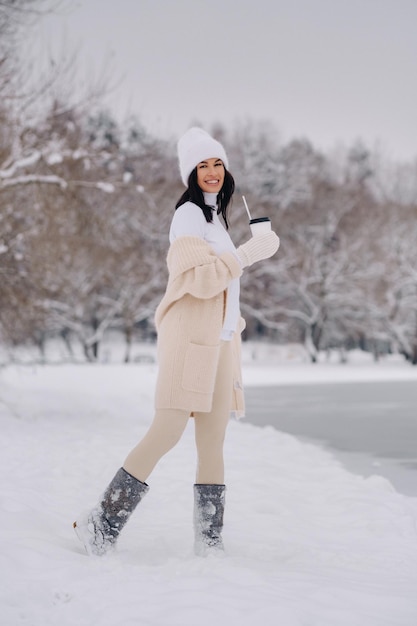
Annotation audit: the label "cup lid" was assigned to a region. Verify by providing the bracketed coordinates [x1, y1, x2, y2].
[249, 217, 270, 224]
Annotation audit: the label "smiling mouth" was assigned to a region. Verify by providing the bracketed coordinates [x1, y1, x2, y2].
[206, 180, 220, 184]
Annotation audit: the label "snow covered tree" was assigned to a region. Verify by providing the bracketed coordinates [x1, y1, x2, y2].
[237, 143, 387, 361]
[373, 208, 417, 364]
[0, 0, 180, 359]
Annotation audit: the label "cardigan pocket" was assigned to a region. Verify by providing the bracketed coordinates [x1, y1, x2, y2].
[182, 343, 219, 395]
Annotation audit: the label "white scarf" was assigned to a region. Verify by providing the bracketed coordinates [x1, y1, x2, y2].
[203, 193, 241, 341]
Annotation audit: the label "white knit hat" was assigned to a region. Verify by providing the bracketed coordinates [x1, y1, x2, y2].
[177, 127, 229, 186]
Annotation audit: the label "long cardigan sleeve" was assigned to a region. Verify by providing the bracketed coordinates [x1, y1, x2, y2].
[155, 236, 242, 327]
[154, 236, 245, 416]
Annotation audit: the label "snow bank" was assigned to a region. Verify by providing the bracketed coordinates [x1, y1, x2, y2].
[1, 361, 417, 626]
[242, 343, 417, 386]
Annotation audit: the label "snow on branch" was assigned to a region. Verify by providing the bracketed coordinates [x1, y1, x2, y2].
[240, 302, 288, 330]
[0, 174, 68, 190]
[70, 180, 115, 193]
[0, 176, 140, 194]
[0, 151, 42, 178]
[0, 149, 138, 194]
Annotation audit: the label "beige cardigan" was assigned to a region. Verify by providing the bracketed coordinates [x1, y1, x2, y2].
[154, 236, 245, 418]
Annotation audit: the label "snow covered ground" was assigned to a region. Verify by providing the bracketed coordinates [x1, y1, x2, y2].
[1, 344, 417, 626]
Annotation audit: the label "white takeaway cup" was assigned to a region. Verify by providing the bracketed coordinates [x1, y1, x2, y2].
[249, 217, 272, 236]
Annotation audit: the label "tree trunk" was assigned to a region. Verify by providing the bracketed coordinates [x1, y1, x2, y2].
[124, 326, 133, 363]
[304, 327, 318, 363]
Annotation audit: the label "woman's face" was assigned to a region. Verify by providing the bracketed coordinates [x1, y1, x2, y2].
[196, 158, 225, 194]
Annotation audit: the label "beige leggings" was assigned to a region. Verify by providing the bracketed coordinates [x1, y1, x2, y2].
[123, 340, 233, 485]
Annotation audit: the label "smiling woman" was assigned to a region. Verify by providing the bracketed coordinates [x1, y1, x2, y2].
[73, 126, 280, 558]
[175, 128, 235, 229]
[196, 158, 225, 194]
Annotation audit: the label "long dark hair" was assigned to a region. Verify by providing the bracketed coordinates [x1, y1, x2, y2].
[175, 167, 235, 230]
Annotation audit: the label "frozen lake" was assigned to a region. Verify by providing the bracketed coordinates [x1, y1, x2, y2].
[245, 380, 417, 497]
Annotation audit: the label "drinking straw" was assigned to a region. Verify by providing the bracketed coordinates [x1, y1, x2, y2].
[242, 195, 252, 220]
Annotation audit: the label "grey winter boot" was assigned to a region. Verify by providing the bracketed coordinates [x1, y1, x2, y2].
[73, 467, 149, 556]
[193, 484, 225, 556]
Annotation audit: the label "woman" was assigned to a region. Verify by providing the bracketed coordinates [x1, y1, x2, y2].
[73, 127, 280, 557]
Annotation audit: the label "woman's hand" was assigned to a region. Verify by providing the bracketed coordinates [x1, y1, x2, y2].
[237, 232, 280, 268]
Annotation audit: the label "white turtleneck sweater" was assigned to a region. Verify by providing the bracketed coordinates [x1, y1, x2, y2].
[169, 192, 241, 341]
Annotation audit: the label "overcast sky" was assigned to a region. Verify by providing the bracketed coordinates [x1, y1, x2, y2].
[29, 0, 417, 160]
